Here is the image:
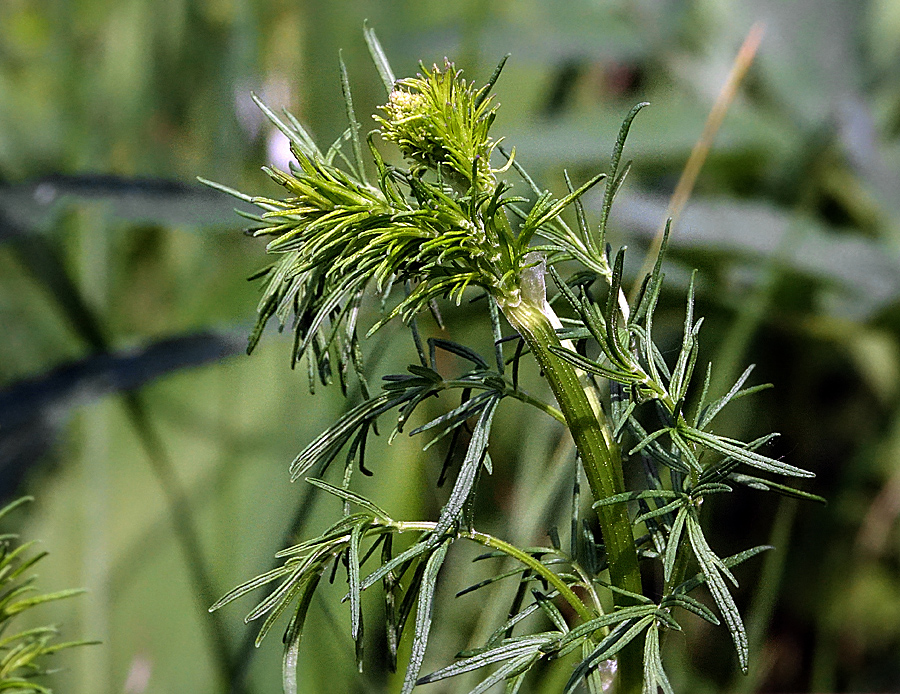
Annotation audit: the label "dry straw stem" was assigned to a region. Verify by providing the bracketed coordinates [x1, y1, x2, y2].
[632, 22, 765, 299]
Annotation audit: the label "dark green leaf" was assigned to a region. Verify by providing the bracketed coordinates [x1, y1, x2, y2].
[429, 338, 490, 370]
[599, 102, 649, 244]
[474, 54, 510, 109]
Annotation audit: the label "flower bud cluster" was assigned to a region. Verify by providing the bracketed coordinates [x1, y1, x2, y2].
[375, 60, 499, 191]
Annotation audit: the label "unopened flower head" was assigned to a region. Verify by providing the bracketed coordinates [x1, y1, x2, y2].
[383, 89, 428, 122]
[375, 61, 499, 190]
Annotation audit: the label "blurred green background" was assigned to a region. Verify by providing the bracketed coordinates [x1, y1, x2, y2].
[2, 1, 900, 692]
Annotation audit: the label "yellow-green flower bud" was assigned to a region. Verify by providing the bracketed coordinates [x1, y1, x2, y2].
[375, 61, 498, 191]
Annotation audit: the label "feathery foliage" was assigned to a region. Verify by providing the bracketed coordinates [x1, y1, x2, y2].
[0, 498, 91, 693]
[209, 28, 820, 694]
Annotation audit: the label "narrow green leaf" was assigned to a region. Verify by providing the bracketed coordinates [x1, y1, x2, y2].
[697, 433, 778, 484]
[582, 639, 607, 694]
[486, 600, 544, 647]
[0, 497, 32, 525]
[474, 54, 510, 109]
[627, 427, 671, 457]
[282, 573, 321, 694]
[197, 176, 257, 204]
[209, 564, 297, 612]
[401, 541, 450, 694]
[563, 616, 654, 694]
[533, 590, 568, 633]
[698, 365, 756, 430]
[593, 490, 679, 509]
[570, 475, 581, 560]
[548, 345, 639, 384]
[455, 566, 529, 598]
[417, 636, 546, 684]
[669, 428, 702, 473]
[468, 653, 540, 694]
[635, 498, 686, 526]
[626, 418, 690, 473]
[687, 514, 737, 588]
[675, 545, 772, 596]
[564, 170, 595, 254]
[521, 172, 606, 246]
[291, 392, 409, 480]
[363, 22, 396, 93]
[349, 523, 364, 644]
[660, 593, 720, 626]
[305, 478, 392, 519]
[430, 338, 490, 370]
[690, 482, 733, 498]
[642, 624, 674, 694]
[692, 362, 714, 428]
[669, 272, 698, 402]
[407, 364, 443, 382]
[245, 564, 309, 623]
[729, 474, 827, 503]
[681, 427, 814, 478]
[360, 540, 431, 592]
[339, 52, 366, 184]
[553, 605, 658, 659]
[255, 579, 308, 647]
[412, 391, 493, 437]
[599, 102, 649, 242]
[686, 515, 748, 672]
[251, 94, 319, 161]
[283, 631, 300, 694]
[488, 298, 506, 373]
[505, 669, 529, 694]
[5, 588, 85, 615]
[631, 219, 671, 326]
[434, 397, 499, 537]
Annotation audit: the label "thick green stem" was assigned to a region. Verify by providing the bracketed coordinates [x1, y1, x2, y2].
[501, 297, 643, 694]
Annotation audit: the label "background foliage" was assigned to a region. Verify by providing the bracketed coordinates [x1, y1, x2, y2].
[2, 1, 900, 692]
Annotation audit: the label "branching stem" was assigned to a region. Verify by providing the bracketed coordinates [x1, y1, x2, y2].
[392, 520, 592, 622]
[500, 297, 644, 694]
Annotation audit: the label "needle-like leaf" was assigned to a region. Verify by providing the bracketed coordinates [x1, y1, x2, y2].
[401, 541, 450, 694]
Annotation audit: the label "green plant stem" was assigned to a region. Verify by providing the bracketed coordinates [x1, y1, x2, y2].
[394, 521, 592, 622]
[500, 297, 643, 694]
[439, 379, 565, 424]
[465, 530, 594, 623]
